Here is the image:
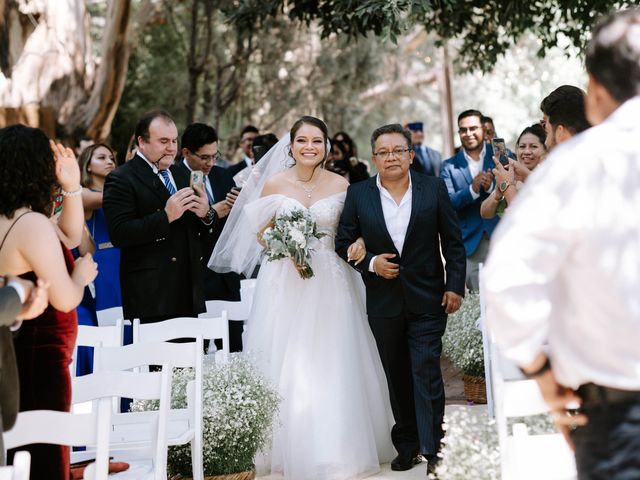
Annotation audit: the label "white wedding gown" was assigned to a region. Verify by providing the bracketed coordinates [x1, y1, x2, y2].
[244, 192, 395, 479]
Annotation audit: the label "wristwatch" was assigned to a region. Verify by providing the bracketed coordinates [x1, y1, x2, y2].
[499, 180, 515, 193]
[202, 206, 217, 226]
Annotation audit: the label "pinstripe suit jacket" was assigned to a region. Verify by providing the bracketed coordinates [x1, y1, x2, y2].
[336, 171, 466, 317]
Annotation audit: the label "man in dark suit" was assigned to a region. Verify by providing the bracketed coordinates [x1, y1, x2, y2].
[407, 121, 442, 176]
[440, 109, 499, 292]
[103, 110, 216, 324]
[335, 124, 466, 476]
[175, 123, 243, 351]
[227, 125, 259, 177]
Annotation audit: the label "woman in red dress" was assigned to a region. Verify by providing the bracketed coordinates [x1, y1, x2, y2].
[0, 125, 97, 479]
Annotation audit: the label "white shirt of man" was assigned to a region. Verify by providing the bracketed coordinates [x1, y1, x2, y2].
[369, 174, 412, 272]
[484, 96, 640, 390]
[138, 151, 178, 192]
[464, 143, 486, 200]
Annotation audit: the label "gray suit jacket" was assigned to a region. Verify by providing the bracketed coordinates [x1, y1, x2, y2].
[0, 286, 21, 464]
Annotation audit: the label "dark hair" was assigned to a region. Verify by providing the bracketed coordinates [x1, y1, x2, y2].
[181, 123, 218, 153]
[241, 125, 259, 136]
[458, 109, 484, 124]
[586, 9, 640, 103]
[134, 109, 174, 144]
[252, 133, 279, 163]
[481, 115, 494, 124]
[516, 124, 547, 148]
[370, 124, 412, 152]
[79, 143, 116, 188]
[0, 124, 57, 218]
[333, 131, 358, 158]
[540, 85, 591, 135]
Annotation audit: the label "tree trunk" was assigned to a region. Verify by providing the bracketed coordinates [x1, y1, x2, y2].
[437, 42, 455, 158]
[0, 0, 132, 142]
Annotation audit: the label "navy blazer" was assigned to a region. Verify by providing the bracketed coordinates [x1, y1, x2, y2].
[440, 147, 500, 257]
[335, 171, 466, 317]
[175, 162, 241, 301]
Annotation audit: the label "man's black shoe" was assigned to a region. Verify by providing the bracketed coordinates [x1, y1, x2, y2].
[390, 454, 421, 471]
[425, 455, 440, 477]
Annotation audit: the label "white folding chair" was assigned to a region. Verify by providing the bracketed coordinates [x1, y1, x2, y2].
[96, 307, 125, 327]
[480, 269, 576, 480]
[70, 368, 172, 480]
[135, 314, 229, 357]
[96, 339, 204, 480]
[71, 319, 124, 377]
[0, 451, 30, 480]
[4, 399, 112, 480]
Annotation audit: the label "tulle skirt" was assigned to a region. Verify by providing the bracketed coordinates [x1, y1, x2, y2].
[245, 249, 395, 479]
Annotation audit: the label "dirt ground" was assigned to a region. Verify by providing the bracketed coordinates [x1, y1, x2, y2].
[442, 355, 467, 405]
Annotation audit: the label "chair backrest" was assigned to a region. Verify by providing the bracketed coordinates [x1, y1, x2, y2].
[0, 451, 30, 480]
[95, 306, 125, 327]
[71, 320, 124, 376]
[204, 300, 249, 321]
[135, 315, 229, 355]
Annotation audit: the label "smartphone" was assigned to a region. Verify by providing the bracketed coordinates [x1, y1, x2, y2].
[491, 138, 509, 167]
[190, 170, 204, 189]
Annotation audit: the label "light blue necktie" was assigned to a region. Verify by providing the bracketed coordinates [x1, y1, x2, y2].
[159, 170, 176, 195]
[205, 177, 215, 204]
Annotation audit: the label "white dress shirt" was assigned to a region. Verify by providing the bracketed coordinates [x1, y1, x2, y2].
[369, 174, 412, 272]
[484, 97, 640, 390]
[138, 151, 177, 192]
[464, 144, 486, 200]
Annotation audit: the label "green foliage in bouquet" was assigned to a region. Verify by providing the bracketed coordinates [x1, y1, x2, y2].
[442, 293, 484, 377]
[132, 355, 280, 476]
[262, 208, 326, 279]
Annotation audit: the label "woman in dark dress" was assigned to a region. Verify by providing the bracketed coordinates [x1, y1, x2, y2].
[0, 125, 97, 480]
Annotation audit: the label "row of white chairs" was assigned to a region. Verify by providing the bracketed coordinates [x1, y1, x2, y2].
[4, 279, 257, 479]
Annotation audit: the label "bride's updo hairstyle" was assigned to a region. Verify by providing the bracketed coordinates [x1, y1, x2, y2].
[289, 115, 330, 168]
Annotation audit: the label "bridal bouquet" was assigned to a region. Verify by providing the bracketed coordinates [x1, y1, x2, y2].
[261, 208, 325, 279]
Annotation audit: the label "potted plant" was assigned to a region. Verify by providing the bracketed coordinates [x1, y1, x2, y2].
[133, 354, 280, 479]
[442, 293, 486, 403]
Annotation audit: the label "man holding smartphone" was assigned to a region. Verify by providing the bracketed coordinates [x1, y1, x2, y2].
[104, 110, 214, 324]
[176, 123, 243, 351]
[440, 109, 499, 292]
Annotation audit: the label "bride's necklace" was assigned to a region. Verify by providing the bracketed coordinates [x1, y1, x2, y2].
[295, 177, 317, 198]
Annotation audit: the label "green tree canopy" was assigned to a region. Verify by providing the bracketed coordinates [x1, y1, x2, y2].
[228, 0, 633, 71]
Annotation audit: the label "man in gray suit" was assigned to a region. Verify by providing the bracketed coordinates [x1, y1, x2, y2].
[0, 277, 49, 464]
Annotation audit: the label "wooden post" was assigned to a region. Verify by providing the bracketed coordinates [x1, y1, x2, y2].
[437, 42, 455, 158]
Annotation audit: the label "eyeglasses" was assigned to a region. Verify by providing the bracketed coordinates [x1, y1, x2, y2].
[373, 147, 411, 160]
[192, 151, 221, 163]
[458, 126, 480, 134]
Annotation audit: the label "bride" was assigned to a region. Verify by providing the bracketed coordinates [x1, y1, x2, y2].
[210, 116, 395, 479]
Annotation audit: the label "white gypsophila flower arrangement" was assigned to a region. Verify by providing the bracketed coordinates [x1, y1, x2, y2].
[442, 292, 484, 377]
[131, 354, 280, 477]
[261, 208, 325, 279]
[432, 408, 555, 480]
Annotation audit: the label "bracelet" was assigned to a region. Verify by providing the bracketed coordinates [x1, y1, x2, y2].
[61, 187, 83, 197]
[521, 356, 552, 379]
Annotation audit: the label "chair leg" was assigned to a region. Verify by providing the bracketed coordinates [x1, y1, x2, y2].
[191, 437, 204, 480]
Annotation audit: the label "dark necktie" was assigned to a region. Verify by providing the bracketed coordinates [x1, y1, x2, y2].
[159, 170, 176, 195]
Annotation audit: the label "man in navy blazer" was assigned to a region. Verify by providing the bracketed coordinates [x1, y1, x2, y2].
[175, 123, 243, 351]
[440, 110, 499, 291]
[336, 124, 466, 475]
